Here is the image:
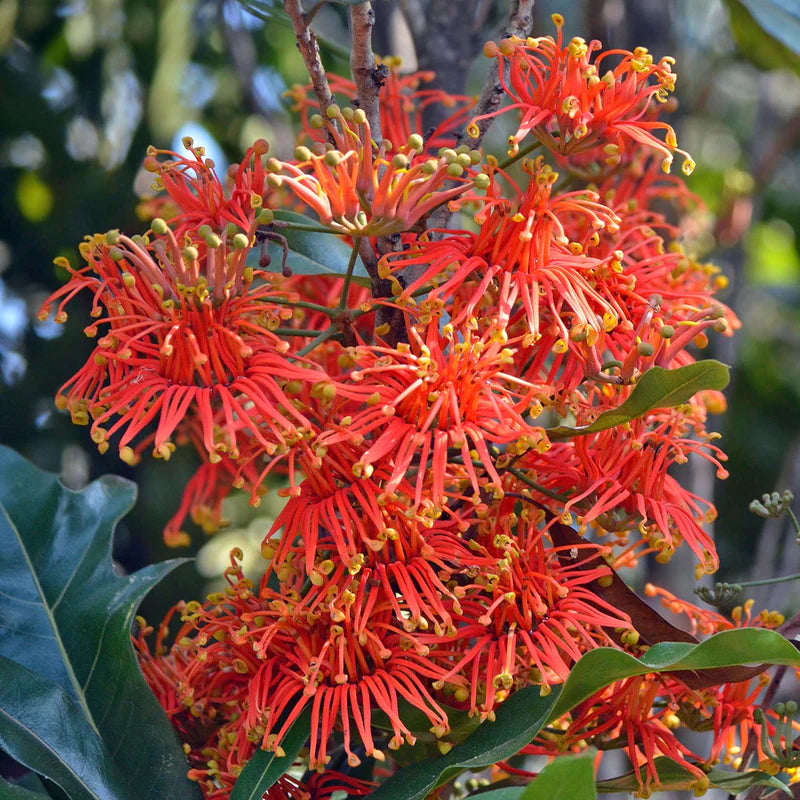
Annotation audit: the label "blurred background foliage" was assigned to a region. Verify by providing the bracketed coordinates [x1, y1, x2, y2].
[1, 0, 800, 621]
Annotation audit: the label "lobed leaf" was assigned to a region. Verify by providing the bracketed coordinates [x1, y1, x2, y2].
[0, 446, 199, 800]
[547, 361, 730, 440]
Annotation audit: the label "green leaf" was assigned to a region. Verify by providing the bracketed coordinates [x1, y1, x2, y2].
[230, 710, 311, 800]
[0, 446, 200, 800]
[519, 751, 597, 800]
[550, 628, 800, 723]
[463, 790, 524, 800]
[547, 361, 730, 440]
[250, 210, 370, 284]
[0, 775, 52, 800]
[732, 0, 800, 56]
[705, 765, 791, 795]
[726, 0, 800, 74]
[366, 685, 558, 800]
[596, 755, 790, 795]
[0, 656, 132, 800]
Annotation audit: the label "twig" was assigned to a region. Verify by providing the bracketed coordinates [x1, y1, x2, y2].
[464, 0, 535, 150]
[282, 0, 333, 112]
[339, 238, 362, 311]
[348, 1, 384, 142]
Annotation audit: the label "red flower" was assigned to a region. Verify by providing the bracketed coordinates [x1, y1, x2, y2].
[319, 316, 550, 510]
[266, 105, 481, 236]
[41, 228, 324, 466]
[424, 504, 632, 715]
[382, 159, 626, 354]
[288, 60, 474, 156]
[469, 15, 694, 174]
[517, 403, 726, 574]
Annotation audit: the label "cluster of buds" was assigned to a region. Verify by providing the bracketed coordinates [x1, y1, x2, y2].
[41, 15, 796, 800]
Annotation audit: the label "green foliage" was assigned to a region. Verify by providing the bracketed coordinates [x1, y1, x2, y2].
[726, 0, 800, 72]
[249, 210, 371, 283]
[374, 629, 800, 800]
[457, 752, 597, 800]
[0, 776, 51, 800]
[229, 710, 312, 800]
[549, 628, 800, 721]
[596, 756, 790, 796]
[366, 686, 558, 800]
[517, 751, 597, 800]
[0, 446, 199, 800]
[547, 360, 730, 440]
[0, 656, 133, 800]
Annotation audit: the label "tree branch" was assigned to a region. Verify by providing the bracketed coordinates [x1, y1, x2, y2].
[348, 1, 384, 141]
[465, 0, 535, 150]
[283, 0, 333, 112]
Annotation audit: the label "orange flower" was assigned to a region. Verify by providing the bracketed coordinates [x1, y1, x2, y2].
[40, 226, 323, 467]
[425, 504, 632, 714]
[382, 159, 626, 353]
[470, 15, 694, 174]
[288, 59, 474, 156]
[320, 316, 550, 510]
[266, 105, 482, 236]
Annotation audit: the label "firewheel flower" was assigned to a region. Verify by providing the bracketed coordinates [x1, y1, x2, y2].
[423, 504, 633, 714]
[516, 403, 728, 574]
[287, 58, 475, 156]
[38, 213, 329, 474]
[319, 316, 551, 510]
[265, 104, 484, 236]
[142, 138, 275, 239]
[382, 159, 627, 350]
[168, 550, 454, 771]
[469, 15, 695, 175]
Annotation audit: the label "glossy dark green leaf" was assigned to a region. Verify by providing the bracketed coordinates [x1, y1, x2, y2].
[547, 361, 729, 440]
[519, 750, 596, 800]
[464, 789, 524, 800]
[230, 710, 311, 800]
[0, 775, 51, 800]
[0, 446, 200, 800]
[596, 755, 790, 795]
[550, 628, 800, 723]
[250, 210, 370, 284]
[0, 657, 132, 800]
[367, 685, 558, 800]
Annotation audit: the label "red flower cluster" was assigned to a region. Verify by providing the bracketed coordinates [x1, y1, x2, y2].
[43, 17, 793, 799]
